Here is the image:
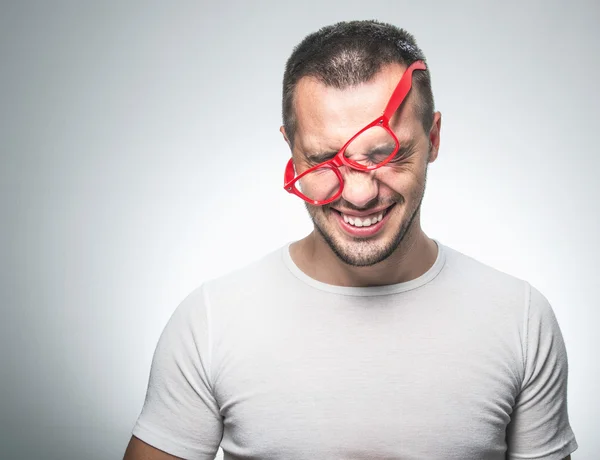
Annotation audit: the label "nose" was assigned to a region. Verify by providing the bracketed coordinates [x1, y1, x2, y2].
[340, 168, 379, 209]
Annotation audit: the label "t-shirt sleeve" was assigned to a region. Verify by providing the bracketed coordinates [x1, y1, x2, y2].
[132, 285, 223, 459]
[506, 283, 578, 460]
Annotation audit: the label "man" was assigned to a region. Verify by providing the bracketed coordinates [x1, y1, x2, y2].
[124, 20, 577, 460]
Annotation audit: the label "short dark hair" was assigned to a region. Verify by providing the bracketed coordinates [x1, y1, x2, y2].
[282, 20, 435, 147]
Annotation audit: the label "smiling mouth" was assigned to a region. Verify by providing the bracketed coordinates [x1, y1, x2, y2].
[331, 204, 395, 228]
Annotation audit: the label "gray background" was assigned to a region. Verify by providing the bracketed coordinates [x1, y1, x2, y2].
[1, 1, 598, 459]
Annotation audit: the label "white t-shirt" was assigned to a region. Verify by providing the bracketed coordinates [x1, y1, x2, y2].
[132, 240, 578, 459]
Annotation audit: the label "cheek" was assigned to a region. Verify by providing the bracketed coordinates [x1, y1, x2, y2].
[375, 164, 424, 197]
[306, 203, 329, 223]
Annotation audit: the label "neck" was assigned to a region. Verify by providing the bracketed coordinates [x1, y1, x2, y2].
[289, 218, 438, 288]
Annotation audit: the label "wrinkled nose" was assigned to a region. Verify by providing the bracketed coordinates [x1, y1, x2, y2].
[340, 169, 379, 209]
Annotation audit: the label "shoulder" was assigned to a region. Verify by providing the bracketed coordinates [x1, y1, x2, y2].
[440, 244, 559, 318]
[160, 245, 289, 332]
[437, 243, 568, 357]
[204, 244, 290, 300]
[438, 243, 528, 305]
[174, 245, 295, 329]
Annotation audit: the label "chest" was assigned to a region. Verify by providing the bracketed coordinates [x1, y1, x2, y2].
[213, 305, 521, 459]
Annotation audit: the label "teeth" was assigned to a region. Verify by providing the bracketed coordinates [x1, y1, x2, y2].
[342, 212, 384, 227]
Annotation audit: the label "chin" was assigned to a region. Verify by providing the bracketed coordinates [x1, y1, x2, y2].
[324, 236, 401, 267]
[312, 204, 414, 267]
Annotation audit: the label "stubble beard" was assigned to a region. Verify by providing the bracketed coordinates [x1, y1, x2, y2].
[306, 167, 428, 267]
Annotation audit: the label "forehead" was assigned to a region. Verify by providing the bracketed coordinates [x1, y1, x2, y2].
[293, 63, 418, 152]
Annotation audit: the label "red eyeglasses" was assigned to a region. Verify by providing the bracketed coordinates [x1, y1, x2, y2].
[283, 60, 427, 206]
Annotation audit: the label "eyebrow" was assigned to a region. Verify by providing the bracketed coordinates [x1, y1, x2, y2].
[304, 139, 417, 164]
[305, 150, 340, 164]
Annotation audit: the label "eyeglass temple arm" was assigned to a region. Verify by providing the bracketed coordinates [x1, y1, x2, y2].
[382, 60, 427, 122]
[284, 158, 295, 187]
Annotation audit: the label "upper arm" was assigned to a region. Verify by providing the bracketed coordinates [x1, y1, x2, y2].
[505, 284, 578, 459]
[124, 436, 184, 460]
[130, 286, 223, 459]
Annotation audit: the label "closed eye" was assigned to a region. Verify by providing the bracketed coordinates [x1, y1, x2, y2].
[362, 146, 413, 165]
[388, 146, 413, 163]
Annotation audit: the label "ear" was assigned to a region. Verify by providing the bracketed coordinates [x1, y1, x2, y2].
[427, 111, 441, 163]
[280, 126, 292, 150]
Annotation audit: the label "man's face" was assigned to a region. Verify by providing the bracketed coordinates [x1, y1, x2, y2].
[285, 64, 439, 267]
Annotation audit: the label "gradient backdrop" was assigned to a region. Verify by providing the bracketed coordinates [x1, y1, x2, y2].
[1, 1, 598, 459]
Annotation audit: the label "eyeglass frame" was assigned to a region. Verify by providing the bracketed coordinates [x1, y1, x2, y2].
[283, 60, 427, 206]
